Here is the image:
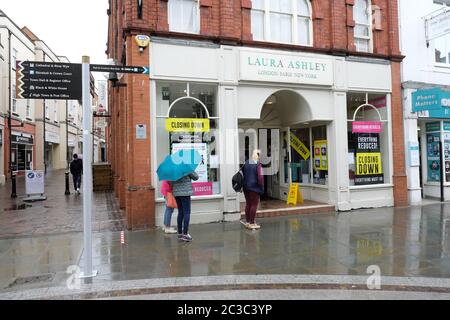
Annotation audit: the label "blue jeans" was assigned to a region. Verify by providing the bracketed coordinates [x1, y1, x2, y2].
[72, 174, 82, 190]
[175, 196, 191, 235]
[164, 203, 175, 227]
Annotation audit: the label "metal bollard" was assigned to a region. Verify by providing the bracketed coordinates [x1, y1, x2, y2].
[65, 171, 71, 195]
[11, 171, 17, 199]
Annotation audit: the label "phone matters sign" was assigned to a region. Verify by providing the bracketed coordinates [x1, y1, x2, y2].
[240, 50, 334, 86]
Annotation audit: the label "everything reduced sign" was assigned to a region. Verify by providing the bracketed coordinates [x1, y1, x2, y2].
[355, 134, 384, 185]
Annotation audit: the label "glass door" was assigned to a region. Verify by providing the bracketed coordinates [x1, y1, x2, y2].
[280, 127, 292, 189]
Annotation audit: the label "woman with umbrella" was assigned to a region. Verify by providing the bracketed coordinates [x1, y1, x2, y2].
[157, 149, 201, 242]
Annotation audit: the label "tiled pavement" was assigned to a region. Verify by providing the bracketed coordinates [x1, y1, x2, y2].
[0, 170, 125, 239]
[1, 171, 450, 299]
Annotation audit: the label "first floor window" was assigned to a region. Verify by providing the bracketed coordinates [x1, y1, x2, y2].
[353, 0, 372, 53]
[347, 92, 390, 186]
[12, 84, 17, 113]
[435, 33, 450, 65]
[156, 81, 220, 198]
[168, 0, 199, 34]
[26, 100, 31, 118]
[251, 0, 313, 46]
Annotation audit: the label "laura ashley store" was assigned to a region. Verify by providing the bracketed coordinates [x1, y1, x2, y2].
[150, 39, 394, 226]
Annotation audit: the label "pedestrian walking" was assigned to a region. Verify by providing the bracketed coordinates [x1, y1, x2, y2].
[70, 154, 83, 194]
[161, 180, 178, 234]
[242, 149, 264, 230]
[171, 171, 199, 242]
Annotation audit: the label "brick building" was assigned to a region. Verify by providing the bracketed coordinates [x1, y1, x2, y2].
[107, 0, 407, 230]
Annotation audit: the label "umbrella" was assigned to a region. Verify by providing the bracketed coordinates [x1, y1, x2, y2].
[157, 149, 202, 181]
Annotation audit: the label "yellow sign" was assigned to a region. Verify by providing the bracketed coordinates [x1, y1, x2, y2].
[289, 134, 310, 160]
[166, 118, 210, 133]
[356, 153, 383, 176]
[313, 140, 328, 171]
[287, 183, 303, 205]
[135, 35, 150, 48]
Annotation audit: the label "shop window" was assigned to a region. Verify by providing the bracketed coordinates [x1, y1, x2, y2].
[290, 128, 311, 184]
[347, 92, 390, 186]
[353, 0, 373, 53]
[156, 82, 220, 198]
[251, 0, 313, 46]
[168, 0, 199, 34]
[312, 126, 328, 185]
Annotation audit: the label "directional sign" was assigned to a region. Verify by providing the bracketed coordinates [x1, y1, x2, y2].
[90, 64, 149, 75]
[16, 61, 82, 100]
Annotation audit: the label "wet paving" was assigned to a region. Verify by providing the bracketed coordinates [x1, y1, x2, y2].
[0, 170, 125, 239]
[0, 202, 449, 293]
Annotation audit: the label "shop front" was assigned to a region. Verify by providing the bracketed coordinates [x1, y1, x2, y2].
[0, 126, 4, 185]
[45, 130, 60, 171]
[150, 41, 395, 226]
[11, 132, 34, 172]
[409, 88, 450, 201]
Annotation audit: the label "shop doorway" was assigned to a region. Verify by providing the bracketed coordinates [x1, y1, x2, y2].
[239, 90, 329, 205]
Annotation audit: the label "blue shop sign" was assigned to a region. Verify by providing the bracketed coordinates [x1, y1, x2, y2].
[412, 88, 450, 118]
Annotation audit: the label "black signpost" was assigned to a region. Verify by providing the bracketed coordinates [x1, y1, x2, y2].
[16, 61, 83, 100]
[90, 64, 149, 74]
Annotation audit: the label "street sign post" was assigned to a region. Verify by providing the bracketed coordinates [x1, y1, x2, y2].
[16, 61, 82, 100]
[14, 59, 149, 279]
[90, 64, 149, 74]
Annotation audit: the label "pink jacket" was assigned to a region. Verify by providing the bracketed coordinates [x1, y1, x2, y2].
[161, 180, 172, 197]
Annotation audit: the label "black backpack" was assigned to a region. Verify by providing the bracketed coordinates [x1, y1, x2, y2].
[232, 165, 244, 192]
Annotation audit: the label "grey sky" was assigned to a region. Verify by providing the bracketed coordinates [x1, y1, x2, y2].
[1, 0, 109, 67]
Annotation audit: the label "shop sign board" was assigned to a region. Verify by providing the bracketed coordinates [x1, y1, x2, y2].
[444, 122, 450, 131]
[313, 140, 328, 171]
[12, 133, 33, 145]
[427, 133, 441, 182]
[240, 50, 333, 86]
[166, 118, 210, 133]
[355, 134, 384, 185]
[426, 122, 441, 132]
[352, 121, 382, 134]
[45, 131, 60, 144]
[25, 170, 45, 195]
[413, 88, 450, 118]
[289, 133, 310, 160]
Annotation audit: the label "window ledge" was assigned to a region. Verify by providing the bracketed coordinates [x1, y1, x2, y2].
[156, 195, 224, 203]
[349, 184, 394, 190]
[434, 63, 450, 71]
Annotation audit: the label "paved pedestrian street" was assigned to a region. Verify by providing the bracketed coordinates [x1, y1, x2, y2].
[0, 174, 450, 299]
[0, 170, 125, 238]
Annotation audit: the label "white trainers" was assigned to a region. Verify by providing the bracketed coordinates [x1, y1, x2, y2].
[164, 227, 178, 234]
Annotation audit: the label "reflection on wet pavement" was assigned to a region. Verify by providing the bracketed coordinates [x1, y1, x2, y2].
[0, 203, 450, 292]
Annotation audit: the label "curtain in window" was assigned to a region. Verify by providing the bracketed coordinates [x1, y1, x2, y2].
[169, 0, 198, 34]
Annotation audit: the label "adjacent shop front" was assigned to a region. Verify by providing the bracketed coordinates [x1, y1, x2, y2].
[410, 88, 450, 201]
[11, 131, 34, 171]
[150, 40, 395, 226]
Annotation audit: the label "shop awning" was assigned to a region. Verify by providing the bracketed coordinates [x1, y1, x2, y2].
[412, 87, 450, 118]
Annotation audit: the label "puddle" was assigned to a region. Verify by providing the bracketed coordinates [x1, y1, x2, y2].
[3, 204, 32, 212]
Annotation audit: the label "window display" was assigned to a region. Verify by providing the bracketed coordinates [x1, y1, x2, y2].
[347, 92, 390, 186]
[156, 82, 220, 198]
[312, 126, 328, 185]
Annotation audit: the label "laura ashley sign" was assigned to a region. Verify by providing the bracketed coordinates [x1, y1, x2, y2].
[240, 50, 333, 86]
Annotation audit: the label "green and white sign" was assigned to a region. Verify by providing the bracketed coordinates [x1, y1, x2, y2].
[240, 50, 333, 86]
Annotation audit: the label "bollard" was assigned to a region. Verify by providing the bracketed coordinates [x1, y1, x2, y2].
[11, 171, 17, 199]
[65, 171, 71, 195]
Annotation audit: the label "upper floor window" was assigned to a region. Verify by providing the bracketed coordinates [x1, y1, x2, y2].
[26, 100, 31, 118]
[12, 49, 18, 69]
[168, 0, 199, 34]
[251, 0, 313, 46]
[353, 0, 373, 53]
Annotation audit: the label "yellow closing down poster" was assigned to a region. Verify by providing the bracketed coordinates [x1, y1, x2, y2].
[166, 118, 210, 133]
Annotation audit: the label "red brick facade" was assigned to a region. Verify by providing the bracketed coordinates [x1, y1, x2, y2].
[107, 0, 407, 230]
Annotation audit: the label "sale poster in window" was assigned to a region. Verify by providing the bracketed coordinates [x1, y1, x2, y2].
[313, 140, 328, 171]
[427, 133, 441, 182]
[355, 134, 384, 185]
[171, 143, 209, 183]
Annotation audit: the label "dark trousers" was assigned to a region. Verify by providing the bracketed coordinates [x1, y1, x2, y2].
[244, 191, 260, 224]
[72, 174, 82, 190]
[175, 196, 191, 235]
